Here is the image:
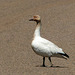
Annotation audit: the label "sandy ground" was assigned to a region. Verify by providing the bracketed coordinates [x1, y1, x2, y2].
[0, 0, 75, 75]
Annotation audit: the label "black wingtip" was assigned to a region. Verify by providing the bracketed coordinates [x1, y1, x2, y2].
[59, 53, 69, 58]
[64, 53, 69, 58]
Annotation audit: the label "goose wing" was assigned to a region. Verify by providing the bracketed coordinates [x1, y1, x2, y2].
[39, 37, 64, 54]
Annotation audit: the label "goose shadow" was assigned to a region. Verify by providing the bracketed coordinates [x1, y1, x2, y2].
[36, 65, 68, 68]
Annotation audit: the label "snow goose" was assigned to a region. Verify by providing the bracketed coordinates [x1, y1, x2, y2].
[29, 15, 69, 67]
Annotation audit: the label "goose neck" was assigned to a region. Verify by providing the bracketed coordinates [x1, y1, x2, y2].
[34, 22, 41, 38]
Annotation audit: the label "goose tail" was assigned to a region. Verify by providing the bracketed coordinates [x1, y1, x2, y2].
[59, 53, 69, 58]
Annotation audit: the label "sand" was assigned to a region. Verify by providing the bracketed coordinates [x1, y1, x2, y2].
[0, 0, 75, 75]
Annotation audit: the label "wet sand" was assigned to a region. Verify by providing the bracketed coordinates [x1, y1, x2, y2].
[0, 0, 75, 75]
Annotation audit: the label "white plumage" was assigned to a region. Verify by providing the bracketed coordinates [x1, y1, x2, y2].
[32, 36, 64, 57]
[29, 15, 69, 67]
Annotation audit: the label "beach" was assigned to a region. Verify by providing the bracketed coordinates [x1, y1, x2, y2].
[0, 0, 75, 75]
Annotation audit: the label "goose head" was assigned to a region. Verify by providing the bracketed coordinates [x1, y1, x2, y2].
[29, 15, 41, 24]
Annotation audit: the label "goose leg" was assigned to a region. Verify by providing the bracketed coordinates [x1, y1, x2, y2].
[42, 57, 45, 67]
[48, 57, 53, 67]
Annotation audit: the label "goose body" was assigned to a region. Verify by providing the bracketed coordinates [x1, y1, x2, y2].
[29, 15, 69, 67]
[32, 36, 64, 57]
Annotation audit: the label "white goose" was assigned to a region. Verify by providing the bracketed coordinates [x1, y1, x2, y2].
[29, 15, 69, 67]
